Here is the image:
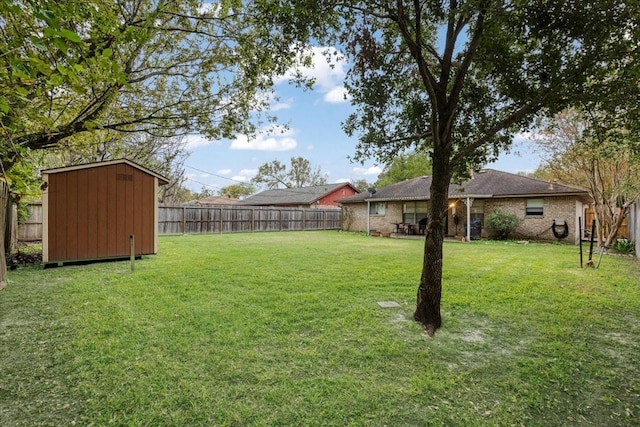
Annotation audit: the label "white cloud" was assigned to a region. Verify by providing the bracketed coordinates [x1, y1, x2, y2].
[513, 131, 539, 144]
[306, 144, 314, 151]
[255, 91, 294, 113]
[353, 166, 383, 176]
[334, 178, 351, 183]
[270, 98, 294, 111]
[217, 169, 232, 175]
[324, 86, 351, 104]
[230, 124, 297, 152]
[232, 169, 258, 182]
[184, 134, 218, 151]
[276, 46, 350, 104]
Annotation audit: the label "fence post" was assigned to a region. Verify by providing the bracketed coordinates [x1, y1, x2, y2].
[0, 182, 9, 289]
[182, 206, 186, 234]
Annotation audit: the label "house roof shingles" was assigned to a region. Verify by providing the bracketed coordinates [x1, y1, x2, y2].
[195, 196, 239, 205]
[338, 169, 588, 203]
[240, 183, 355, 206]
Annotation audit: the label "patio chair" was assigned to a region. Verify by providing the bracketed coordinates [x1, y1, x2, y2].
[418, 217, 428, 234]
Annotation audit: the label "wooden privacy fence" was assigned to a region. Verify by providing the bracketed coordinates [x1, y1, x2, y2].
[18, 202, 43, 242]
[583, 206, 628, 239]
[18, 203, 343, 240]
[158, 205, 343, 234]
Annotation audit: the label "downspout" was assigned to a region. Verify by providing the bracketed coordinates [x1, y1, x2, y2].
[466, 196, 472, 242]
[367, 200, 371, 235]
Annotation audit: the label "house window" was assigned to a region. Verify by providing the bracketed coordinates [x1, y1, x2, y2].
[369, 202, 386, 215]
[526, 198, 544, 216]
[403, 201, 428, 223]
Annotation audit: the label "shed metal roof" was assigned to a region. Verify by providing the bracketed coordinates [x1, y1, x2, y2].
[41, 159, 169, 185]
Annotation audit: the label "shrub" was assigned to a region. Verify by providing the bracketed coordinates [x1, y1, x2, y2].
[342, 207, 355, 231]
[612, 238, 635, 254]
[486, 209, 519, 240]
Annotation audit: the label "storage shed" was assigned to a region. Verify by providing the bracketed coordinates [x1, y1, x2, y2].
[42, 159, 168, 264]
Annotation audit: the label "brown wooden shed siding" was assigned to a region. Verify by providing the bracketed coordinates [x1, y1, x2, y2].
[46, 163, 157, 262]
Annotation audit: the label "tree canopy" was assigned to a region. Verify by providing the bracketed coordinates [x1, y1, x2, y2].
[0, 0, 304, 165]
[252, 157, 327, 189]
[39, 131, 189, 203]
[265, 0, 640, 334]
[220, 182, 256, 199]
[375, 150, 433, 188]
[535, 108, 640, 248]
[350, 178, 373, 193]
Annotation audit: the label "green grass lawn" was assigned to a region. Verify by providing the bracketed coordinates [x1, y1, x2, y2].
[1, 232, 639, 426]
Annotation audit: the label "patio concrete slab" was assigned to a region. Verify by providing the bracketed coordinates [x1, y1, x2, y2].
[377, 301, 401, 308]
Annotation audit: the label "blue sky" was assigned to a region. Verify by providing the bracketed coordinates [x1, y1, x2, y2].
[182, 46, 543, 193]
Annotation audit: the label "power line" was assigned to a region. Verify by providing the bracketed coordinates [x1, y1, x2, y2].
[185, 165, 248, 185]
[184, 177, 223, 191]
[185, 164, 358, 199]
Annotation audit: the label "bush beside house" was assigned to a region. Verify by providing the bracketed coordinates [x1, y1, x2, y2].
[486, 209, 519, 240]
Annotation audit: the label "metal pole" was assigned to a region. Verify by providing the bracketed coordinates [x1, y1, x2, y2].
[130, 234, 135, 272]
[466, 197, 472, 242]
[367, 201, 371, 235]
[596, 247, 605, 268]
[586, 219, 596, 267]
[578, 217, 583, 268]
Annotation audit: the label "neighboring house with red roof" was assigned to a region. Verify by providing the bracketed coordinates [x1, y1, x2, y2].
[338, 169, 591, 243]
[240, 183, 359, 209]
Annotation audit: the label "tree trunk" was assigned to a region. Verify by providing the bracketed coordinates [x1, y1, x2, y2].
[414, 156, 451, 336]
[603, 205, 629, 248]
[0, 182, 9, 290]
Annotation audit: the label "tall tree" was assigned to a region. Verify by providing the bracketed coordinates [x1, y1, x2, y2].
[0, 0, 304, 164]
[350, 178, 373, 193]
[0, 0, 306, 282]
[375, 150, 433, 188]
[252, 157, 327, 189]
[535, 108, 640, 248]
[264, 1, 639, 335]
[220, 182, 255, 199]
[193, 186, 215, 200]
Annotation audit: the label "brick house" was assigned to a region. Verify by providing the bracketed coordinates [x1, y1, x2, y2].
[338, 169, 591, 244]
[240, 183, 359, 209]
